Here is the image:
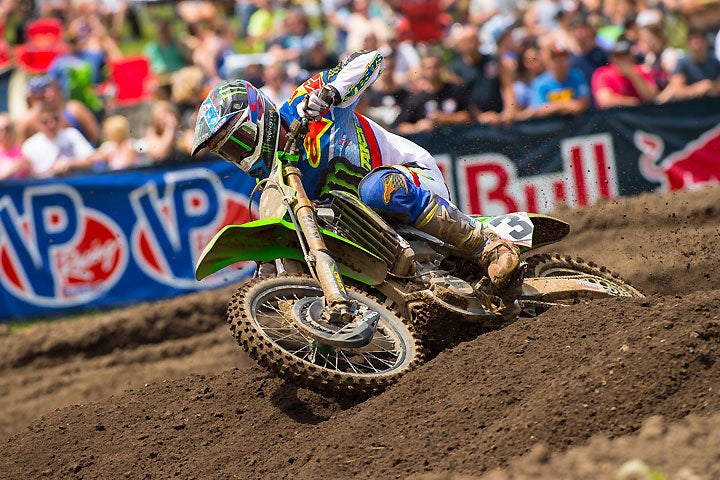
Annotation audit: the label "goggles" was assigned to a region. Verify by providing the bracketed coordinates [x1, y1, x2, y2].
[210, 118, 259, 163]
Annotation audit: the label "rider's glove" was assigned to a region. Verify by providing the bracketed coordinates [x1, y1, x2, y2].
[303, 85, 340, 119]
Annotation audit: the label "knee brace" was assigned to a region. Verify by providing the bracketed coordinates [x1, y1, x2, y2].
[358, 168, 431, 224]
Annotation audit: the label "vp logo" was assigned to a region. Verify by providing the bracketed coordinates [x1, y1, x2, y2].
[130, 168, 253, 288]
[0, 185, 127, 306]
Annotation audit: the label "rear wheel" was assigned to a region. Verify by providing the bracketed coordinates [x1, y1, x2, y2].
[227, 275, 423, 397]
[521, 253, 644, 315]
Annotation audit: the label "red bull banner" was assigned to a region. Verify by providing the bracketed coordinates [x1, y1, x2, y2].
[0, 160, 256, 322]
[410, 97, 720, 216]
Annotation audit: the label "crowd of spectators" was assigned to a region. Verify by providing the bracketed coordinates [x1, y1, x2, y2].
[1, 0, 720, 181]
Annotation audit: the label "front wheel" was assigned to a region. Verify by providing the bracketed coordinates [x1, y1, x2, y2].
[227, 275, 423, 397]
[520, 253, 644, 315]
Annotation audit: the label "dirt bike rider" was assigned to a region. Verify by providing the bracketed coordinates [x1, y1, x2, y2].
[190, 50, 521, 310]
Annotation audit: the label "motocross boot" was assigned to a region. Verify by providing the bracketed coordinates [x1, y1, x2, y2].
[412, 195, 521, 290]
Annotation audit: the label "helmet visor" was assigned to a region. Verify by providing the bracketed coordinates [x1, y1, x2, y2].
[211, 120, 259, 163]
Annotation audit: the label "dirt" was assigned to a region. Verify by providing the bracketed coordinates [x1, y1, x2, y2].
[1, 186, 720, 480]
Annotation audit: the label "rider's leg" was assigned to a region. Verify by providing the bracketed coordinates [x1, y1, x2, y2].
[358, 167, 520, 289]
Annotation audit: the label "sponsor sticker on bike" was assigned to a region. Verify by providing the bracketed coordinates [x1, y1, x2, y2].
[576, 279, 610, 293]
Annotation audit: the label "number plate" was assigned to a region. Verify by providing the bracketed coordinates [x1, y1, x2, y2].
[482, 212, 534, 247]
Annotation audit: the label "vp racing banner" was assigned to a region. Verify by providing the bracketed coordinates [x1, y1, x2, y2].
[1, 97, 718, 321]
[0, 160, 256, 321]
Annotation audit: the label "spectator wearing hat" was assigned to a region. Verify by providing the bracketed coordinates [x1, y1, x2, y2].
[658, 27, 720, 103]
[447, 24, 515, 125]
[591, 36, 658, 108]
[526, 38, 590, 117]
[15, 75, 54, 143]
[495, 19, 521, 72]
[21, 104, 95, 178]
[17, 76, 101, 146]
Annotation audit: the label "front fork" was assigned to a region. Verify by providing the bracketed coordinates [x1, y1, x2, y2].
[283, 164, 357, 322]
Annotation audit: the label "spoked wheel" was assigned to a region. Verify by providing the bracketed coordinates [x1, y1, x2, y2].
[227, 275, 423, 397]
[520, 253, 644, 316]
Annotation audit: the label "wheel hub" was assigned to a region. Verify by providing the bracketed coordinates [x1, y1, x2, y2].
[291, 297, 380, 348]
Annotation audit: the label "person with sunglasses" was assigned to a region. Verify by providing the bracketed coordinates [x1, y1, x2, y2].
[21, 104, 94, 178]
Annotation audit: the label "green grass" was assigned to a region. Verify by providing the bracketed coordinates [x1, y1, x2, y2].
[3, 4, 252, 57]
[117, 4, 170, 55]
[119, 4, 253, 55]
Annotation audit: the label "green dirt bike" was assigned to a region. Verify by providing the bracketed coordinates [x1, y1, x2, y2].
[195, 118, 644, 397]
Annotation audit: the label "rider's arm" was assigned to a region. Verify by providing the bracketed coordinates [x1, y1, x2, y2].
[325, 50, 386, 108]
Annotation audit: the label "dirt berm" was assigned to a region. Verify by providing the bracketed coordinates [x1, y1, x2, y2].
[1, 186, 720, 479]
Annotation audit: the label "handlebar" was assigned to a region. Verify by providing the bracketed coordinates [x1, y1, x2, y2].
[282, 118, 310, 156]
[283, 85, 338, 155]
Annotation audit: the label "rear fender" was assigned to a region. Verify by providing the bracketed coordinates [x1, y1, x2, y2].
[194, 217, 387, 285]
[526, 213, 570, 250]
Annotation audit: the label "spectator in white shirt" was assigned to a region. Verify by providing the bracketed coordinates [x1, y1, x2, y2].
[21, 105, 95, 178]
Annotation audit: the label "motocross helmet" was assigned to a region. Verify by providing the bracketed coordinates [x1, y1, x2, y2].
[192, 79, 280, 178]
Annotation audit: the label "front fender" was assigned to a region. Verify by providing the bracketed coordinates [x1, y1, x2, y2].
[195, 217, 387, 285]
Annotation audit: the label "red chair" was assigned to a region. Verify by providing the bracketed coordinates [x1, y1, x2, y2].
[0, 40, 11, 71]
[25, 18, 64, 46]
[14, 43, 68, 74]
[105, 56, 157, 106]
[13, 18, 67, 74]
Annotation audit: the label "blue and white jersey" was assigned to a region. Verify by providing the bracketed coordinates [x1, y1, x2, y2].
[278, 50, 445, 200]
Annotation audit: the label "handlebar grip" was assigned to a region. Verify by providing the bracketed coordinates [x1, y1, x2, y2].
[317, 85, 339, 106]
